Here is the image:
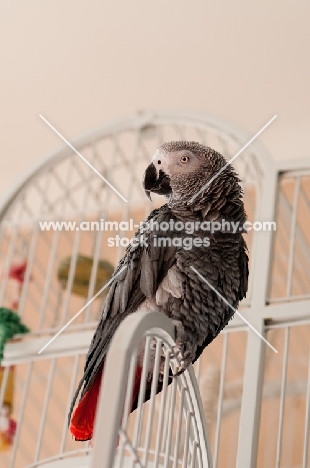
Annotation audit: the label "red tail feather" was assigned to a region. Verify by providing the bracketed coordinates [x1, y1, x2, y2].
[70, 364, 142, 441]
[70, 366, 103, 441]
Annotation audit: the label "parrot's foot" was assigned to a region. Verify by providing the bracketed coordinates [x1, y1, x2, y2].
[171, 320, 197, 376]
[149, 338, 167, 381]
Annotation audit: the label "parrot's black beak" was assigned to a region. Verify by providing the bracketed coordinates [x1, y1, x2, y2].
[142, 163, 172, 199]
[143, 163, 157, 199]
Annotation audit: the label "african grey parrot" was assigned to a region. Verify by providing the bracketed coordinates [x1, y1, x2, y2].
[69, 141, 249, 441]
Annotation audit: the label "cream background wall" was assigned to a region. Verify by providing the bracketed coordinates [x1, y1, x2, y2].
[0, 1, 309, 200]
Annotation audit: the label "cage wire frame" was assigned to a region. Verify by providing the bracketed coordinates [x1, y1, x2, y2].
[0, 110, 308, 467]
[91, 311, 213, 468]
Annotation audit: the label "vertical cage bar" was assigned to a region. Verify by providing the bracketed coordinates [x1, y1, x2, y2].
[130, 337, 152, 455]
[34, 359, 57, 462]
[60, 355, 80, 453]
[190, 442, 198, 468]
[237, 168, 278, 468]
[213, 333, 228, 467]
[275, 326, 290, 467]
[37, 226, 62, 329]
[302, 341, 310, 468]
[0, 226, 20, 305]
[121, 349, 139, 428]
[117, 349, 138, 468]
[163, 372, 178, 468]
[182, 411, 193, 468]
[153, 345, 172, 468]
[172, 386, 185, 468]
[286, 177, 300, 297]
[10, 362, 33, 468]
[194, 357, 202, 385]
[142, 338, 163, 466]
[0, 366, 10, 409]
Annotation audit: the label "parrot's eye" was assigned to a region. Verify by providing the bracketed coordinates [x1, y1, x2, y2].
[180, 155, 189, 164]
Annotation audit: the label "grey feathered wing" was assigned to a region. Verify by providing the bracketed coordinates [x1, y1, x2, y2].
[69, 204, 177, 432]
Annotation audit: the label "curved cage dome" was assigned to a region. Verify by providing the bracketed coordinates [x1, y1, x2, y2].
[0, 110, 267, 335]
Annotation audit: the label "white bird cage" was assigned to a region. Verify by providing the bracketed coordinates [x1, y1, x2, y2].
[0, 110, 309, 468]
[91, 311, 213, 468]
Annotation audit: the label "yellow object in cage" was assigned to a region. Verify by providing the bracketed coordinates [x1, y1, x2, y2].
[0, 366, 16, 451]
[57, 255, 114, 298]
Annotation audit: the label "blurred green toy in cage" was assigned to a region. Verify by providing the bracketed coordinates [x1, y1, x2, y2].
[0, 307, 29, 362]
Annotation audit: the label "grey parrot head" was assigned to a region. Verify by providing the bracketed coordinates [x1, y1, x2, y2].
[143, 141, 246, 222]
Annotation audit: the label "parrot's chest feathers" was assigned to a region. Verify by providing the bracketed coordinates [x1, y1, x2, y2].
[155, 265, 183, 306]
[136, 265, 183, 315]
